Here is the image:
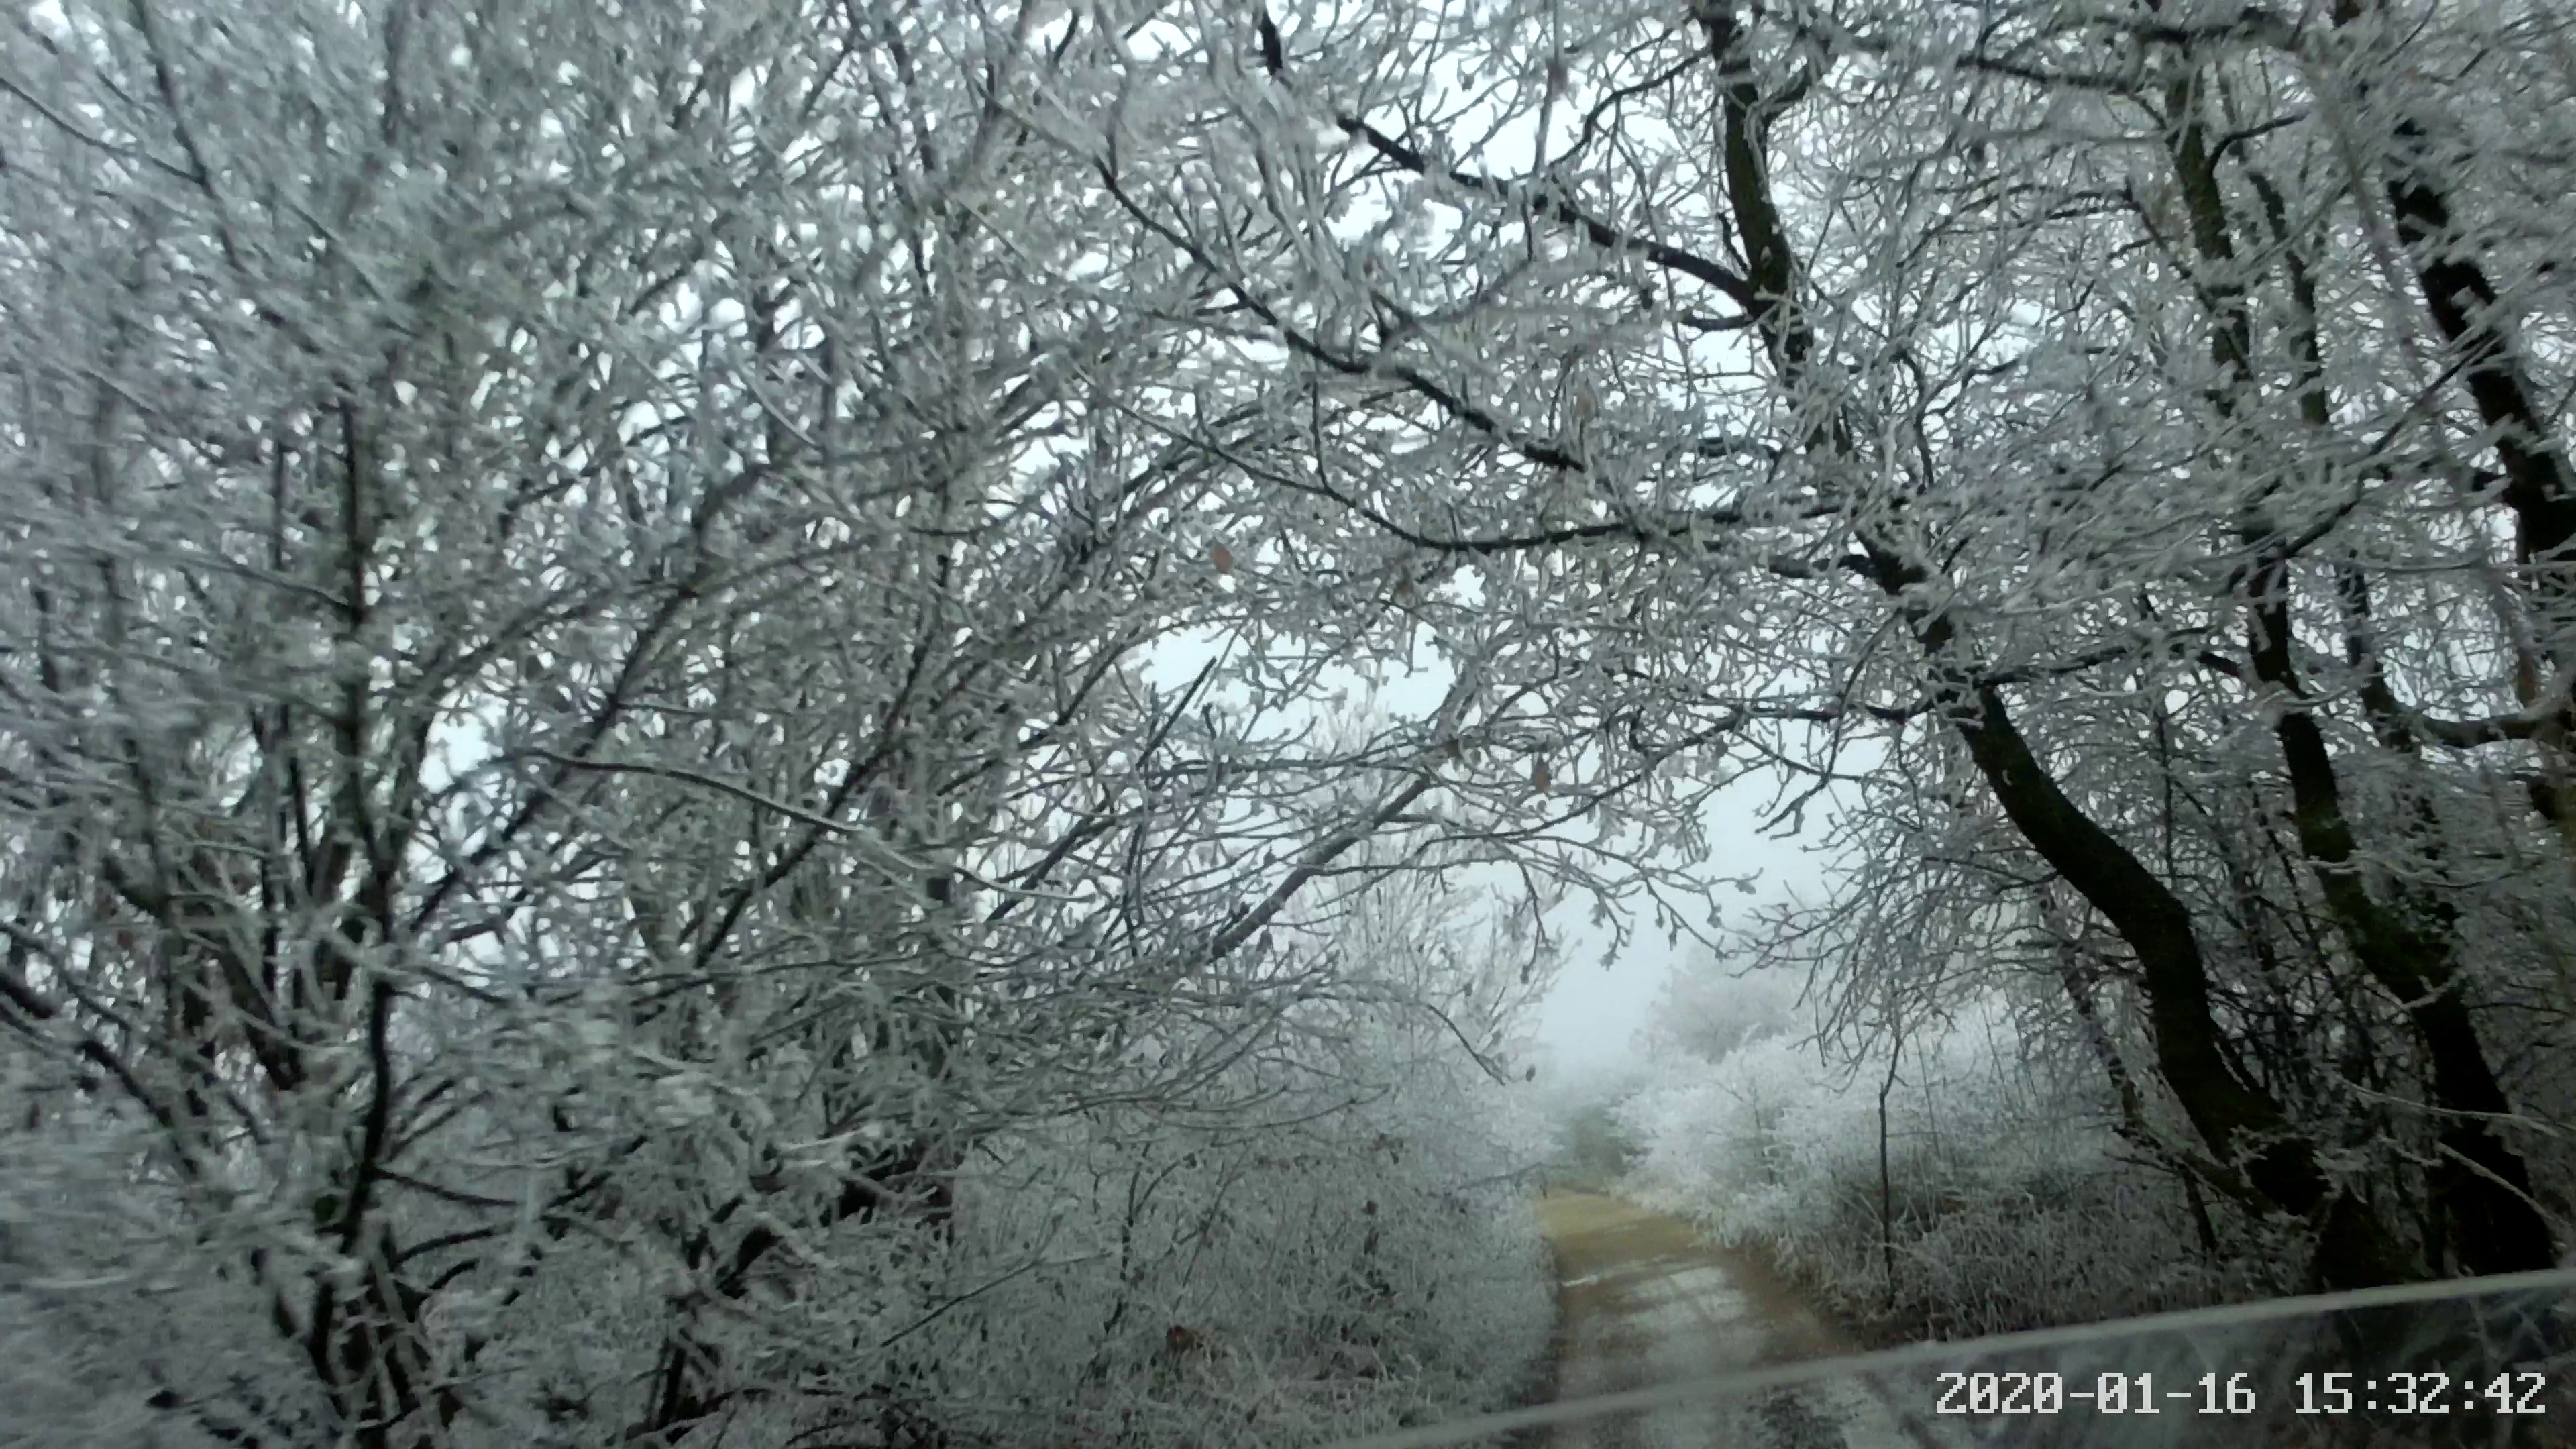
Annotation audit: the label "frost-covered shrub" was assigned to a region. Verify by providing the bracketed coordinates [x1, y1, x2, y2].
[0, 1067, 329, 1449]
[941, 1075, 1552, 1449]
[1, 943, 1552, 1449]
[1618, 990, 2241, 1340]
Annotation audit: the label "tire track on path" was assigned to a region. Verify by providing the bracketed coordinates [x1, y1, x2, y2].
[1531, 1191, 1960, 1449]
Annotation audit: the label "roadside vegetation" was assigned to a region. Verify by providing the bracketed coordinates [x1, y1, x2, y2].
[9, 0, 2576, 1444]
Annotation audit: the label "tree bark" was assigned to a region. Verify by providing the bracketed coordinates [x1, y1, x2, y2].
[2159, 52, 2556, 1276]
[1693, 3, 2407, 1287]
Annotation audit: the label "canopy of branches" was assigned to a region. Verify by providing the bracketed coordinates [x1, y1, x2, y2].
[3, 0, 2573, 1445]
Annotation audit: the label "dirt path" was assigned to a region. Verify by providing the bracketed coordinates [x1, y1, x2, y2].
[1531, 1191, 1951, 1449]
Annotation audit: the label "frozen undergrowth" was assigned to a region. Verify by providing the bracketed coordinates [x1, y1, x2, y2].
[1610, 991, 2259, 1344]
[1, 1030, 1556, 1449]
[940, 1088, 1555, 1447]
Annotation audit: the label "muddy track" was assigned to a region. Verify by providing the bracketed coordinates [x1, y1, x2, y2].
[1529, 1191, 1951, 1449]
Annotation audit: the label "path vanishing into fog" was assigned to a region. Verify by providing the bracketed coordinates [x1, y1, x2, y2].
[1531, 1192, 1953, 1449]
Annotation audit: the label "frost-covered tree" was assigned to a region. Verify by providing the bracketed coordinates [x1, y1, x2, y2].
[1120, 0, 2576, 1293]
[0, 3, 1568, 1446]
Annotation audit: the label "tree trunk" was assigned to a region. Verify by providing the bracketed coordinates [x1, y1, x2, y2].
[1690, 1, 2409, 1289]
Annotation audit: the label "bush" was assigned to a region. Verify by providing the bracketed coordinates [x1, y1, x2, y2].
[1616, 991, 2248, 1342]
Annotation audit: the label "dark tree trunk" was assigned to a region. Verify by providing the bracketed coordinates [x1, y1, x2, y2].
[2243, 564, 2556, 1276]
[1688, 1, 2410, 1290]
